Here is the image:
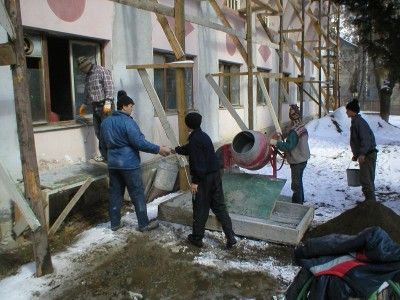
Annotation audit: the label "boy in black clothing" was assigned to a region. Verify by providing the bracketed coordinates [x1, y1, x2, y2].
[173, 112, 237, 249]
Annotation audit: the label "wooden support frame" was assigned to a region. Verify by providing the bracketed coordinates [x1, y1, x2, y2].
[205, 74, 248, 131]
[0, 0, 16, 40]
[256, 74, 282, 134]
[136, 68, 187, 167]
[48, 178, 94, 235]
[0, 162, 41, 232]
[126, 61, 194, 69]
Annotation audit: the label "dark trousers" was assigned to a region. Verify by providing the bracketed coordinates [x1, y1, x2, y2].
[108, 168, 150, 229]
[92, 101, 114, 154]
[290, 161, 307, 204]
[191, 171, 235, 242]
[359, 151, 377, 201]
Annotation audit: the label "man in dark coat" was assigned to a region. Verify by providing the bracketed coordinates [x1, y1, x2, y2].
[346, 99, 378, 202]
[173, 112, 237, 249]
[100, 91, 171, 231]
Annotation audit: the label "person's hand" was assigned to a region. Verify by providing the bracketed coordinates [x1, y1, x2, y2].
[103, 100, 112, 114]
[352, 156, 357, 161]
[191, 183, 198, 194]
[159, 146, 171, 157]
[358, 154, 365, 164]
[79, 104, 87, 116]
[171, 148, 176, 154]
[270, 138, 278, 146]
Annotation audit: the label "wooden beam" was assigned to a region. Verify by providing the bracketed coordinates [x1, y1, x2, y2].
[279, 28, 303, 33]
[297, 82, 328, 114]
[0, 42, 16, 65]
[126, 62, 194, 69]
[208, 0, 248, 63]
[5, 0, 53, 276]
[48, 178, 94, 235]
[247, 0, 254, 130]
[154, 11, 185, 60]
[256, 74, 282, 134]
[108, 0, 174, 16]
[287, 0, 304, 25]
[0, 0, 16, 40]
[205, 74, 248, 131]
[0, 162, 41, 232]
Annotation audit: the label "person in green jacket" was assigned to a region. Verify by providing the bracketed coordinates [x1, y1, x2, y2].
[270, 104, 310, 204]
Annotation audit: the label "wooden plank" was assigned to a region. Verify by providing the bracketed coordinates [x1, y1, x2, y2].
[48, 178, 94, 235]
[280, 81, 290, 103]
[0, 162, 41, 231]
[279, 28, 303, 33]
[126, 61, 193, 69]
[208, 0, 248, 63]
[287, 0, 304, 25]
[13, 218, 29, 237]
[205, 74, 248, 131]
[154, 12, 185, 60]
[308, 82, 328, 113]
[256, 73, 282, 134]
[109, 0, 174, 16]
[0, 0, 15, 40]
[0, 42, 15, 65]
[137, 68, 187, 167]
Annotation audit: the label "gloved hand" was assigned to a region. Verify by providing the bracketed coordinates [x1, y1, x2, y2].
[79, 104, 87, 116]
[270, 138, 278, 146]
[352, 156, 357, 161]
[103, 100, 112, 114]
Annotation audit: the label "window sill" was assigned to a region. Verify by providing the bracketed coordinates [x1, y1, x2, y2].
[219, 105, 243, 110]
[33, 119, 93, 133]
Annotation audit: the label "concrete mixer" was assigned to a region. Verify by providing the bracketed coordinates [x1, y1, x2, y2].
[216, 130, 284, 178]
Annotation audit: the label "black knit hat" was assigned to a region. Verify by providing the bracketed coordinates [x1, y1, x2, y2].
[185, 112, 202, 130]
[117, 90, 135, 110]
[346, 99, 360, 114]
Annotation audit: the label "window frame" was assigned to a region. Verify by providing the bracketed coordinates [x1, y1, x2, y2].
[218, 61, 241, 107]
[256, 68, 271, 105]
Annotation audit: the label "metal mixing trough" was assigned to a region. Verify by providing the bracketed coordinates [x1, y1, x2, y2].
[158, 130, 314, 245]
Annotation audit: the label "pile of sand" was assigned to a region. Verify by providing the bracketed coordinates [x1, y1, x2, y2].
[305, 201, 400, 244]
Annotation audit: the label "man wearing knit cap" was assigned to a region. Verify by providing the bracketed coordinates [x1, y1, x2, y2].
[270, 104, 310, 204]
[77, 56, 114, 162]
[100, 90, 171, 232]
[173, 112, 237, 249]
[346, 99, 378, 202]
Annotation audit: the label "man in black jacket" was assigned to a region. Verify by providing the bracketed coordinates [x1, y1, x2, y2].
[173, 112, 236, 249]
[346, 99, 378, 202]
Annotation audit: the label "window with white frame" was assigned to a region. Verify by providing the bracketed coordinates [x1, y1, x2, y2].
[219, 61, 241, 106]
[226, 0, 241, 10]
[25, 32, 102, 123]
[257, 68, 271, 105]
[153, 52, 194, 111]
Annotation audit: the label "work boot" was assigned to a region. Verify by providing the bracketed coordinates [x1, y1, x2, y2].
[187, 234, 203, 248]
[226, 236, 237, 250]
[139, 219, 159, 232]
[111, 224, 124, 232]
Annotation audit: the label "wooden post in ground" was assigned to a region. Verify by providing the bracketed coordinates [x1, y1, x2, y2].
[246, 0, 254, 130]
[174, 0, 190, 191]
[5, 0, 53, 276]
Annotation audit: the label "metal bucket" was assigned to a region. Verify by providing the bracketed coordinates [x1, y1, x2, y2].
[153, 159, 179, 191]
[231, 130, 273, 170]
[346, 168, 361, 187]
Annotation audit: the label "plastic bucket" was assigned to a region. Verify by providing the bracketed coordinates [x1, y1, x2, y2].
[231, 130, 273, 170]
[346, 168, 361, 187]
[153, 159, 179, 191]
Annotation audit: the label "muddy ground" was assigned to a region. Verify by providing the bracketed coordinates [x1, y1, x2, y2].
[1, 200, 294, 300]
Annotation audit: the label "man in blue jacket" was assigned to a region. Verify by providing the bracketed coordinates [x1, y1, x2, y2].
[173, 112, 236, 249]
[100, 91, 171, 231]
[346, 99, 377, 202]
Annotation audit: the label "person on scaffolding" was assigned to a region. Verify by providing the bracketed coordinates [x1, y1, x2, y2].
[172, 112, 237, 249]
[270, 104, 310, 204]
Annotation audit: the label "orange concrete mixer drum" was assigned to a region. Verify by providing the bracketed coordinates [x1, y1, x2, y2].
[231, 130, 274, 170]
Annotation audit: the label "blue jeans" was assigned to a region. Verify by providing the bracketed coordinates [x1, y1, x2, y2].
[108, 168, 150, 229]
[290, 161, 307, 204]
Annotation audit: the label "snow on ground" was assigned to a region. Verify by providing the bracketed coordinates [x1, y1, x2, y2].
[1, 108, 400, 299]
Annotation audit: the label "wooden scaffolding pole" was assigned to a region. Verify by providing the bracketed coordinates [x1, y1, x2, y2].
[278, 0, 283, 122]
[299, 0, 305, 117]
[5, 0, 53, 276]
[326, 0, 331, 112]
[247, 0, 254, 129]
[174, 0, 189, 191]
[318, 0, 322, 117]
